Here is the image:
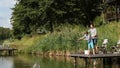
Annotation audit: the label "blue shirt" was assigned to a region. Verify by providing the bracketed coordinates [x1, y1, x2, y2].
[82, 34, 92, 43]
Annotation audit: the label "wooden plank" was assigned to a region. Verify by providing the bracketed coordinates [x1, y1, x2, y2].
[70, 53, 120, 58]
[0, 48, 17, 51]
[0, 48, 17, 56]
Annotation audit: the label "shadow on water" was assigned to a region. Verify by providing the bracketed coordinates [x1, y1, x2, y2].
[13, 54, 74, 68]
[74, 58, 120, 68]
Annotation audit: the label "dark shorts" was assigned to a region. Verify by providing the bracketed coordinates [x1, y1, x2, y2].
[92, 39, 97, 45]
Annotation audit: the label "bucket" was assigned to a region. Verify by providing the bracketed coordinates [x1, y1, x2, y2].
[84, 50, 89, 55]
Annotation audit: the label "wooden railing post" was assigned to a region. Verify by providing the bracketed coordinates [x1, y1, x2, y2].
[74, 57, 77, 68]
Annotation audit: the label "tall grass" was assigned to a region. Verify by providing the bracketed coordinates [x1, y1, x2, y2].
[27, 24, 87, 53]
[8, 22, 120, 54]
[97, 22, 120, 49]
[6, 35, 41, 53]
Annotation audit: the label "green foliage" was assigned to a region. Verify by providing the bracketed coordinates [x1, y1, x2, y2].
[97, 22, 120, 48]
[0, 27, 12, 44]
[9, 22, 120, 53]
[11, 0, 101, 38]
[94, 16, 103, 26]
[22, 24, 87, 53]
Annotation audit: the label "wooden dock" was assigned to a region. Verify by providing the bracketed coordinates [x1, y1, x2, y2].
[70, 53, 120, 67]
[70, 53, 120, 58]
[0, 48, 17, 56]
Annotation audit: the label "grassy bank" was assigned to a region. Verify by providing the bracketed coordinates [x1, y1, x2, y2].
[6, 22, 120, 56]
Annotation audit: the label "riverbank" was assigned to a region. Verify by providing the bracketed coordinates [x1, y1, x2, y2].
[5, 22, 120, 56]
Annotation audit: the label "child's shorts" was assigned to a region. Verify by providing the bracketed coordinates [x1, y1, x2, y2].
[88, 41, 94, 49]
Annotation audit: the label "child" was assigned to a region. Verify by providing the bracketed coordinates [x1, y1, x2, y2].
[78, 31, 95, 55]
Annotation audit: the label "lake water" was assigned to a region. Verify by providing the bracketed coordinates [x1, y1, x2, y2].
[0, 54, 119, 68]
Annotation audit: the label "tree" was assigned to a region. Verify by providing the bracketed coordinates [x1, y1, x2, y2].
[11, 0, 101, 38]
[0, 27, 11, 42]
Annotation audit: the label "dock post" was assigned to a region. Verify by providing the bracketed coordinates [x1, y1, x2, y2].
[74, 57, 77, 68]
[84, 58, 88, 67]
[118, 58, 120, 64]
[8, 50, 12, 56]
[103, 58, 105, 68]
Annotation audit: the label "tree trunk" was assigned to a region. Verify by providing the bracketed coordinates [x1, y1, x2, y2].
[50, 21, 54, 33]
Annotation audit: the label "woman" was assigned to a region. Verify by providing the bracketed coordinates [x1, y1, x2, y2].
[88, 24, 98, 54]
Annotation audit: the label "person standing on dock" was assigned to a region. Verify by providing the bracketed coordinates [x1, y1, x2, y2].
[88, 24, 98, 54]
[77, 31, 95, 55]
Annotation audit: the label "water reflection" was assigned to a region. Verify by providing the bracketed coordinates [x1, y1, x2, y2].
[0, 55, 120, 68]
[74, 58, 120, 68]
[32, 62, 40, 68]
[13, 55, 74, 68]
[0, 57, 13, 68]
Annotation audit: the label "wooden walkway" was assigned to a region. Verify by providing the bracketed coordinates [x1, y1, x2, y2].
[0, 48, 17, 56]
[70, 53, 120, 67]
[70, 53, 120, 58]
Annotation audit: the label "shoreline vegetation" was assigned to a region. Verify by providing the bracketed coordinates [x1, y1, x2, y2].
[4, 22, 120, 56]
[7, 0, 120, 57]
